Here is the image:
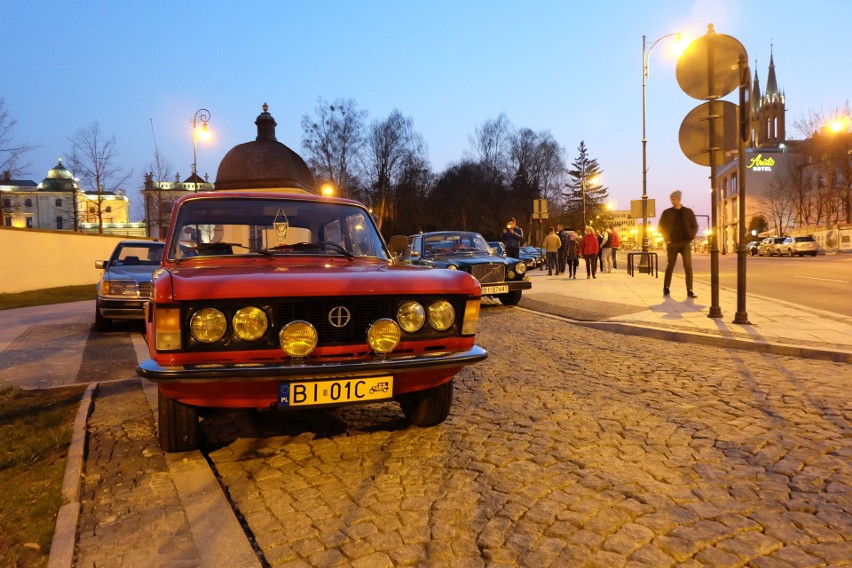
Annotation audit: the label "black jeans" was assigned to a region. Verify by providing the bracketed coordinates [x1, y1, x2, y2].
[664, 241, 694, 290]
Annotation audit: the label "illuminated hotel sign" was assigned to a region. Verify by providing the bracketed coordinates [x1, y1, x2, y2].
[746, 154, 775, 172]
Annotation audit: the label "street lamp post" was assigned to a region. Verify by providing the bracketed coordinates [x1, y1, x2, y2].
[192, 109, 211, 193]
[642, 32, 680, 251]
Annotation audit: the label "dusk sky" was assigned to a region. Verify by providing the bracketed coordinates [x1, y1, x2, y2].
[5, 0, 850, 222]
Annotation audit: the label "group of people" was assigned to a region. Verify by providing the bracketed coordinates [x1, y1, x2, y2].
[503, 188, 699, 297]
[541, 224, 620, 279]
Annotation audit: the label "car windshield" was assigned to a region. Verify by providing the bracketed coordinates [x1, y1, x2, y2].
[796, 236, 815, 242]
[423, 233, 490, 257]
[167, 197, 389, 261]
[111, 243, 164, 266]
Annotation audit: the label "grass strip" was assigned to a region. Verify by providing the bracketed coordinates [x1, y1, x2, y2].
[0, 285, 95, 311]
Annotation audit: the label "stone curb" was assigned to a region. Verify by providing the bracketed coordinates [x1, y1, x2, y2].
[47, 382, 97, 568]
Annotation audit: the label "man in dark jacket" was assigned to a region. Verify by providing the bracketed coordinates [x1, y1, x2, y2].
[501, 217, 524, 259]
[658, 189, 699, 298]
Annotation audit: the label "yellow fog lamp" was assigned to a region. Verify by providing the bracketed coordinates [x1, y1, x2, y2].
[367, 318, 401, 355]
[233, 306, 268, 341]
[190, 308, 227, 343]
[461, 300, 480, 335]
[279, 321, 318, 358]
[428, 300, 455, 331]
[155, 307, 182, 351]
[397, 301, 425, 332]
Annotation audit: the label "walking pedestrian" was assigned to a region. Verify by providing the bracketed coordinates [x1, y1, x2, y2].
[609, 226, 620, 270]
[658, 189, 699, 298]
[581, 226, 600, 279]
[600, 228, 613, 273]
[543, 226, 561, 276]
[565, 231, 581, 279]
[556, 224, 569, 275]
[501, 217, 524, 260]
[596, 229, 605, 272]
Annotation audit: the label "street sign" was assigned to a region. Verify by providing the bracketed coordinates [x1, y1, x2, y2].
[532, 198, 548, 219]
[679, 100, 739, 166]
[630, 199, 655, 219]
[676, 25, 746, 101]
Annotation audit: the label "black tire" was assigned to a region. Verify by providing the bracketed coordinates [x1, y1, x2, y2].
[498, 290, 522, 306]
[811, 253, 817, 257]
[158, 389, 199, 452]
[399, 379, 453, 427]
[788, 249, 794, 257]
[94, 304, 111, 332]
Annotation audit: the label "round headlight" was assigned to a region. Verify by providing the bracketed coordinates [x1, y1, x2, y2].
[515, 262, 527, 275]
[279, 321, 318, 358]
[190, 308, 227, 343]
[367, 318, 401, 354]
[233, 306, 268, 341]
[397, 301, 425, 333]
[446, 265, 458, 270]
[428, 300, 455, 331]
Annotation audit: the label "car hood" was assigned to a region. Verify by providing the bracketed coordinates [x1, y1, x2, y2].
[425, 252, 513, 265]
[105, 265, 159, 281]
[161, 259, 480, 300]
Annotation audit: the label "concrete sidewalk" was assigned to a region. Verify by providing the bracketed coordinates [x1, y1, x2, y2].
[517, 261, 852, 362]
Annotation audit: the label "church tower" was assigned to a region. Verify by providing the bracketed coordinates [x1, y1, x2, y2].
[749, 46, 786, 148]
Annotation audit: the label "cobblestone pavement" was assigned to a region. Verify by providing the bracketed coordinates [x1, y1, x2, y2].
[201, 306, 852, 567]
[76, 379, 203, 568]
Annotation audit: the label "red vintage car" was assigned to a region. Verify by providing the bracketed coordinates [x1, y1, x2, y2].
[137, 192, 487, 452]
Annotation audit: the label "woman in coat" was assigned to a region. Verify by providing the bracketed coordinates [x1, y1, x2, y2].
[565, 231, 581, 279]
[580, 226, 600, 279]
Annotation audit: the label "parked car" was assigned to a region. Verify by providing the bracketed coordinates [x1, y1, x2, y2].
[778, 235, 819, 257]
[404, 231, 532, 306]
[757, 236, 786, 256]
[487, 241, 507, 257]
[136, 192, 487, 452]
[746, 241, 760, 256]
[95, 240, 165, 331]
[519, 245, 545, 270]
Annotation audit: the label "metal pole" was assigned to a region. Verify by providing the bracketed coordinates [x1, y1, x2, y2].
[733, 53, 751, 324]
[642, 35, 649, 252]
[706, 25, 722, 318]
[192, 109, 210, 193]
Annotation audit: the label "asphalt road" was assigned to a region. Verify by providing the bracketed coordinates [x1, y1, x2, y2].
[689, 253, 851, 317]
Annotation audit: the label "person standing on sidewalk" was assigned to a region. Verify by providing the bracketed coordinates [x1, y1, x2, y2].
[543, 226, 562, 276]
[658, 189, 699, 298]
[501, 217, 524, 260]
[581, 226, 600, 279]
[556, 224, 569, 275]
[600, 228, 613, 273]
[609, 226, 620, 270]
[565, 231, 581, 279]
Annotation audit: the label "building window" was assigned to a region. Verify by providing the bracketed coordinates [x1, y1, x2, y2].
[25, 215, 33, 228]
[56, 216, 64, 230]
[25, 198, 32, 207]
[89, 207, 96, 213]
[2, 198, 9, 207]
[105, 206, 112, 213]
[3, 215, 11, 226]
[731, 174, 738, 195]
[56, 198, 62, 206]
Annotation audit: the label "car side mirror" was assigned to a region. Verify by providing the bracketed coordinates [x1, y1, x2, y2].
[388, 235, 408, 256]
[95, 260, 107, 269]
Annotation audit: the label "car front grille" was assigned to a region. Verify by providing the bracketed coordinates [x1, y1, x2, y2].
[138, 282, 152, 299]
[277, 297, 395, 345]
[470, 263, 506, 283]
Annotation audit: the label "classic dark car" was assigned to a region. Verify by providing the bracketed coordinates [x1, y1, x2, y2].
[404, 231, 532, 305]
[95, 240, 165, 331]
[137, 192, 487, 452]
[519, 245, 546, 270]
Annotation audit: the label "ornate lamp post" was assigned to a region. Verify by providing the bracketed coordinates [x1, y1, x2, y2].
[642, 32, 680, 251]
[192, 109, 211, 193]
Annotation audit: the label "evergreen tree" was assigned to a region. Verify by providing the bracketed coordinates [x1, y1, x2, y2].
[563, 141, 608, 229]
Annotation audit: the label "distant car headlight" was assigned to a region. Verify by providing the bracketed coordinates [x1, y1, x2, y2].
[367, 318, 400, 354]
[232, 306, 268, 341]
[446, 265, 458, 270]
[515, 262, 527, 275]
[428, 300, 455, 331]
[279, 321, 318, 358]
[104, 280, 137, 296]
[397, 301, 425, 333]
[190, 308, 227, 343]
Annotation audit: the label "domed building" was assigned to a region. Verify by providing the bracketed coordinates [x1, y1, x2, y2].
[215, 103, 316, 193]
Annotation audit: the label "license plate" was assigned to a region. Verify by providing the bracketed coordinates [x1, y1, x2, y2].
[481, 284, 509, 295]
[279, 376, 393, 408]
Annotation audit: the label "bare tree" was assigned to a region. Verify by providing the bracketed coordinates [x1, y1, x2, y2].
[0, 99, 34, 177]
[759, 176, 796, 235]
[509, 128, 565, 209]
[363, 110, 427, 231]
[301, 97, 366, 199]
[144, 128, 175, 238]
[467, 113, 513, 180]
[67, 123, 132, 234]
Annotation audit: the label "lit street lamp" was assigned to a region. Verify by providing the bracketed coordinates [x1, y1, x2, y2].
[641, 32, 681, 251]
[192, 108, 211, 193]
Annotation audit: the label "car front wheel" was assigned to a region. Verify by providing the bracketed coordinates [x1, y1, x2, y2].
[398, 379, 453, 427]
[788, 249, 794, 257]
[498, 290, 522, 306]
[158, 389, 199, 452]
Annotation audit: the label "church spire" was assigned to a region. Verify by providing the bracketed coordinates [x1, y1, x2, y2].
[765, 44, 779, 99]
[752, 61, 761, 114]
